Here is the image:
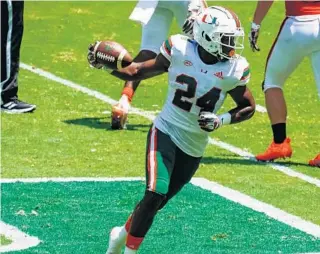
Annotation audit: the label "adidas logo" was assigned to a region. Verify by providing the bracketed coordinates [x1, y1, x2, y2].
[214, 71, 223, 79]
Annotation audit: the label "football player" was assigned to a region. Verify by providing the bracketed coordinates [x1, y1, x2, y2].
[111, 0, 208, 129]
[249, 0, 320, 167]
[89, 7, 255, 254]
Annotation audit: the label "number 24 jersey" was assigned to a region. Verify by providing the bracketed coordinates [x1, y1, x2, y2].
[154, 34, 250, 157]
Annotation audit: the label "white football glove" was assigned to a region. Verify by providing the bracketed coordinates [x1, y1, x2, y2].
[198, 111, 222, 132]
[182, 16, 196, 38]
[249, 22, 261, 52]
[182, 2, 202, 38]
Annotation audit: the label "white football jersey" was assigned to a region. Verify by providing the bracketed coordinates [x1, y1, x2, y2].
[154, 34, 250, 157]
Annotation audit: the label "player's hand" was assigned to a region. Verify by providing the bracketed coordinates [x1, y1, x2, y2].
[87, 42, 104, 69]
[198, 111, 222, 132]
[183, 2, 201, 39]
[182, 16, 196, 38]
[249, 22, 261, 52]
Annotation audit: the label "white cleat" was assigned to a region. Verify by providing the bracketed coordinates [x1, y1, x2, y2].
[106, 226, 127, 254]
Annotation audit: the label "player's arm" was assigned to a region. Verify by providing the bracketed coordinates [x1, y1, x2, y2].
[249, 0, 274, 51]
[110, 53, 170, 81]
[110, 37, 173, 81]
[252, 0, 274, 25]
[226, 85, 256, 124]
[198, 86, 255, 132]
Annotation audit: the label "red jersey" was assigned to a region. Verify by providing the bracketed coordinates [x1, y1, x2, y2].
[285, 1, 320, 16]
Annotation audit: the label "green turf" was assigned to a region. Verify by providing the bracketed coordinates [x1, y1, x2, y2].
[0, 235, 12, 246]
[1, 1, 319, 253]
[2, 181, 320, 254]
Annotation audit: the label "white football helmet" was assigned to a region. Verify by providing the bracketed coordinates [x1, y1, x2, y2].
[193, 6, 244, 59]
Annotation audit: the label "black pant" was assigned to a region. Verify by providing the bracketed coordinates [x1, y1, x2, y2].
[145, 125, 202, 197]
[1, 0, 24, 103]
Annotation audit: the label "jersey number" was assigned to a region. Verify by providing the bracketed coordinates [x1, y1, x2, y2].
[172, 74, 222, 112]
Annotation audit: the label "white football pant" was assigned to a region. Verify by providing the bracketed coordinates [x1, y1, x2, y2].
[130, 1, 190, 54]
[264, 15, 320, 99]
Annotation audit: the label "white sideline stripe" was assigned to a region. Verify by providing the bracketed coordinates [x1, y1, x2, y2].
[1, 177, 320, 238]
[20, 63, 157, 121]
[0, 177, 143, 183]
[0, 221, 41, 253]
[20, 63, 320, 188]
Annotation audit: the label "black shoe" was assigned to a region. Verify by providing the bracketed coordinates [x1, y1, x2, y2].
[1, 99, 36, 114]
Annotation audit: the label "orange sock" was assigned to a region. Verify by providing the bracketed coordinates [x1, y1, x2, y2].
[122, 87, 134, 102]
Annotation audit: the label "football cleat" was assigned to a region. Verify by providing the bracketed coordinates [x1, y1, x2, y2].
[256, 138, 292, 162]
[309, 154, 320, 167]
[1, 99, 36, 114]
[106, 227, 126, 254]
[111, 104, 128, 130]
[111, 95, 130, 130]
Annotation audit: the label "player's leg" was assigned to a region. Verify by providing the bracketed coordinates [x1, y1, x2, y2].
[1, 0, 36, 113]
[110, 50, 156, 130]
[309, 50, 320, 167]
[158, 147, 202, 210]
[111, 6, 173, 129]
[256, 18, 305, 161]
[106, 126, 176, 253]
[171, 1, 190, 29]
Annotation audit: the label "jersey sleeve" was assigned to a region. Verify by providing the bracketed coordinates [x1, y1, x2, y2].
[236, 57, 251, 86]
[160, 37, 173, 62]
[238, 65, 250, 85]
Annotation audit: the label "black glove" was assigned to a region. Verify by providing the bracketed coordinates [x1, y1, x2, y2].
[249, 23, 261, 52]
[198, 111, 222, 132]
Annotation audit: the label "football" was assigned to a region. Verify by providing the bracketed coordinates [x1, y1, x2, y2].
[94, 41, 132, 70]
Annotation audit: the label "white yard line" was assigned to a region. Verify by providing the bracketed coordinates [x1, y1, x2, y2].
[20, 63, 320, 188]
[256, 104, 267, 113]
[1, 177, 320, 238]
[191, 177, 320, 238]
[0, 221, 41, 253]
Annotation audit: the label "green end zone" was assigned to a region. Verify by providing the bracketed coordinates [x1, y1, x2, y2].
[1, 180, 320, 254]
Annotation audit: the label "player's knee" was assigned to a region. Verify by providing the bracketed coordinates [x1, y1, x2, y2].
[158, 197, 168, 211]
[158, 178, 189, 211]
[262, 80, 283, 93]
[140, 190, 166, 214]
[134, 50, 157, 62]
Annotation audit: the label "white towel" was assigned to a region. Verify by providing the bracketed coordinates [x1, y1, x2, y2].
[129, 0, 159, 26]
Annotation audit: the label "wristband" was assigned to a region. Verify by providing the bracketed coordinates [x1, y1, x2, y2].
[121, 87, 134, 102]
[218, 113, 232, 126]
[251, 22, 261, 30]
